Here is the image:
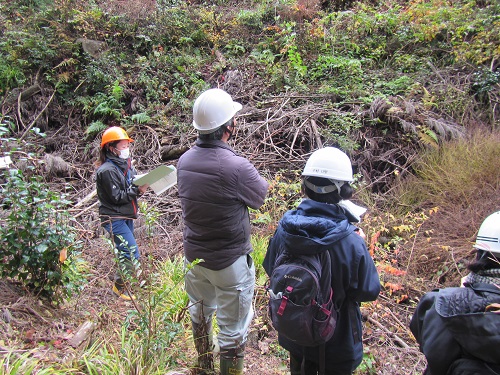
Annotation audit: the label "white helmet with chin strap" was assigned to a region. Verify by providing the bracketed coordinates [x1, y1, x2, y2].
[302, 147, 354, 194]
[192, 88, 242, 134]
[474, 211, 500, 254]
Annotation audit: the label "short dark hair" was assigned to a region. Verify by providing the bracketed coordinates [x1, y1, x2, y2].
[468, 250, 500, 272]
[303, 176, 353, 204]
[198, 117, 234, 140]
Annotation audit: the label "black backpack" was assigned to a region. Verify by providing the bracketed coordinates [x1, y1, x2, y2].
[267, 250, 337, 347]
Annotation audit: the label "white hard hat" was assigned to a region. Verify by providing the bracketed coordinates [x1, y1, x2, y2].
[302, 147, 354, 182]
[474, 211, 500, 254]
[192, 88, 242, 134]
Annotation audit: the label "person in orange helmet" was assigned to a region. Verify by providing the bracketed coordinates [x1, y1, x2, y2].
[95, 126, 148, 300]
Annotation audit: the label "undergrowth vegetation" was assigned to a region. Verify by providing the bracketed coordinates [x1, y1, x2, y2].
[0, 0, 499, 373]
[394, 129, 500, 212]
[1, 0, 498, 129]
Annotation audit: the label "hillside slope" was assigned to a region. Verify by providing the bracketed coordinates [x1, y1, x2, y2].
[0, 0, 499, 373]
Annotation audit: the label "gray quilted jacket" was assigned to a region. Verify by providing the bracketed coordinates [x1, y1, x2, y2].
[177, 139, 268, 270]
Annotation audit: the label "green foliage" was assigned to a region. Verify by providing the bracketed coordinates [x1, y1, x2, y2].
[287, 45, 307, 82]
[471, 69, 500, 99]
[237, 9, 265, 32]
[85, 120, 107, 136]
[139, 201, 160, 237]
[0, 351, 68, 375]
[310, 55, 363, 82]
[130, 112, 152, 124]
[374, 75, 414, 96]
[252, 171, 302, 229]
[0, 58, 26, 95]
[1, 30, 58, 70]
[321, 112, 362, 151]
[250, 48, 279, 66]
[404, 0, 499, 66]
[74, 329, 182, 375]
[310, 55, 364, 97]
[120, 256, 189, 371]
[80, 80, 126, 136]
[251, 234, 271, 286]
[0, 169, 85, 302]
[355, 347, 378, 374]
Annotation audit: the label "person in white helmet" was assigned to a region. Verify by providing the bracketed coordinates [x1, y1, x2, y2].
[177, 88, 269, 375]
[263, 147, 380, 375]
[410, 211, 500, 375]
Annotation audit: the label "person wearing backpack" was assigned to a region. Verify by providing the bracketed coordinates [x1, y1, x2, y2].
[263, 147, 381, 375]
[410, 211, 500, 375]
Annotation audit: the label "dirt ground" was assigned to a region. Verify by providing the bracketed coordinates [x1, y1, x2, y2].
[0, 217, 430, 375]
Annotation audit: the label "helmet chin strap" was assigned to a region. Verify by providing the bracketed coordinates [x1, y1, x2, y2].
[303, 178, 344, 195]
[225, 126, 234, 142]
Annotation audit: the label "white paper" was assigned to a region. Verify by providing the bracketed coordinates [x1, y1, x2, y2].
[133, 165, 177, 195]
[0, 155, 12, 169]
[338, 200, 367, 222]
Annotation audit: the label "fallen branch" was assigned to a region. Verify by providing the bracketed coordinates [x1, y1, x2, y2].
[367, 316, 411, 349]
[20, 89, 56, 141]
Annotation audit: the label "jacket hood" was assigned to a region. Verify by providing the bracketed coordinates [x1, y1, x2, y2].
[436, 283, 500, 364]
[278, 199, 355, 256]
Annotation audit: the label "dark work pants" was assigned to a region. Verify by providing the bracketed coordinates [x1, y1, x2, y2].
[289, 352, 352, 375]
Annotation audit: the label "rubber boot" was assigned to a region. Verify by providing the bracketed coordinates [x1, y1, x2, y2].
[220, 347, 244, 375]
[192, 320, 214, 374]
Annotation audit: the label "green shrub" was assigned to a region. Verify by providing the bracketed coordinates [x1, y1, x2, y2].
[0, 58, 26, 95]
[0, 169, 85, 302]
[251, 234, 271, 287]
[120, 255, 190, 371]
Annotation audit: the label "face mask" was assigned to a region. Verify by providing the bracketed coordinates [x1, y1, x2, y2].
[118, 147, 130, 159]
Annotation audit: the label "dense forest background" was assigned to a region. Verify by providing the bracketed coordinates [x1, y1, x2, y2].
[0, 0, 499, 374]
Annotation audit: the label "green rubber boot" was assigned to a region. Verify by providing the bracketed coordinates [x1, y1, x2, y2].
[219, 347, 244, 375]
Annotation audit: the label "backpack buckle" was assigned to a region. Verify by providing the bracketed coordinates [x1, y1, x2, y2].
[277, 286, 294, 316]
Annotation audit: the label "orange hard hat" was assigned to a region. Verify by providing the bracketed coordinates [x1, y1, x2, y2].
[100, 127, 133, 148]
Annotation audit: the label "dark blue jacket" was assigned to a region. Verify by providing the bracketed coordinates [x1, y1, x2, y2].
[263, 199, 381, 373]
[410, 283, 500, 375]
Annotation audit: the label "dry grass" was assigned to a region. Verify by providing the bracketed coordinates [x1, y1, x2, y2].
[388, 128, 500, 287]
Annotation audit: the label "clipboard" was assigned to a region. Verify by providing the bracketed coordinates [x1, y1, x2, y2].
[0, 155, 12, 169]
[133, 165, 177, 195]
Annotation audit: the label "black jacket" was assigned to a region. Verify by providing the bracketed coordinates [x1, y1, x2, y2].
[410, 283, 500, 375]
[263, 199, 381, 373]
[96, 154, 140, 221]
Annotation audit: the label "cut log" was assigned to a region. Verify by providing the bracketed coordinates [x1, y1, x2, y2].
[67, 321, 97, 348]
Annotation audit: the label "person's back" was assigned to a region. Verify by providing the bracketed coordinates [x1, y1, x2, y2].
[411, 283, 500, 374]
[178, 88, 268, 375]
[178, 138, 268, 270]
[263, 147, 380, 375]
[410, 211, 500, 375]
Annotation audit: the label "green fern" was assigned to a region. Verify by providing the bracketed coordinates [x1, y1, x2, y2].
[85, 120, 107, 136]
[131, 112, 151, 124]
[418, 126, 439, 147]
